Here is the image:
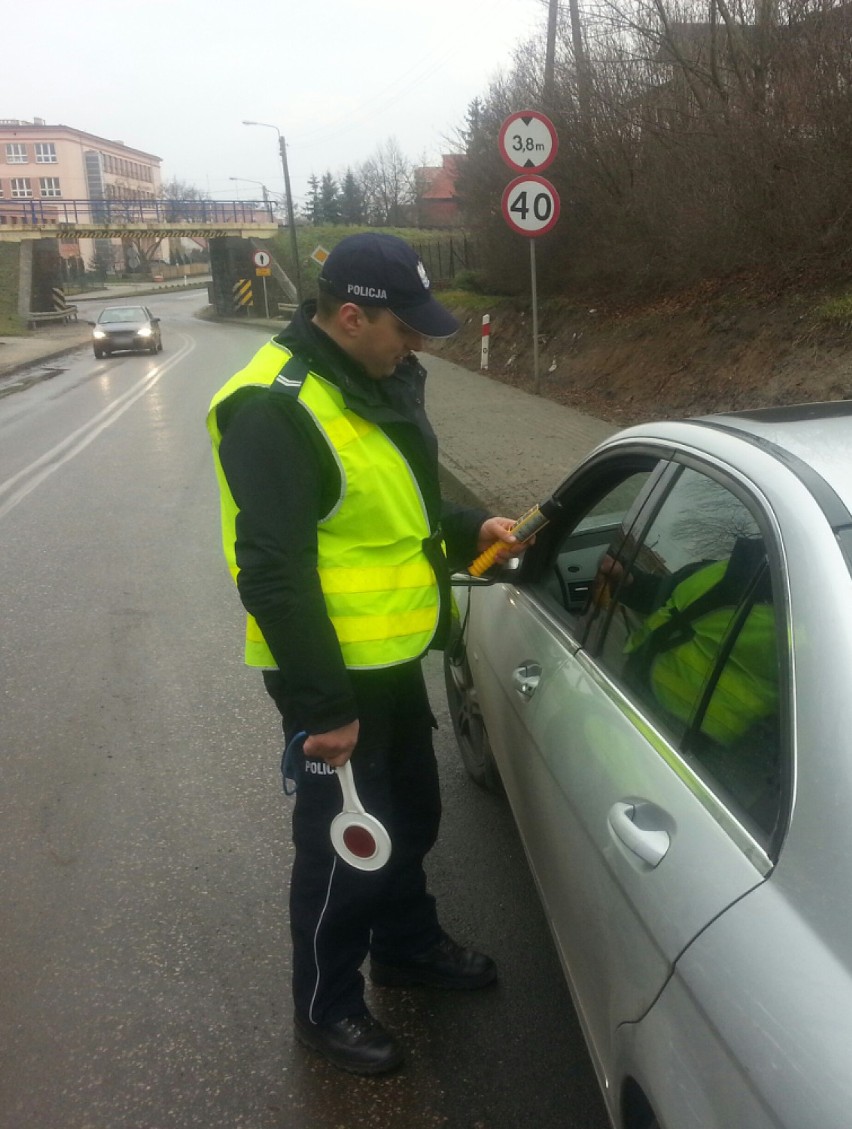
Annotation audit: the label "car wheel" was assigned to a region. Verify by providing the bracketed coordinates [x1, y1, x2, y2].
[157, 339, 163, 352]
[443, 650, 501, 792]
[93, 348, 103, 359]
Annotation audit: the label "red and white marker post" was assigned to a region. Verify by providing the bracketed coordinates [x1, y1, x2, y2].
[481, 314, 491, 371]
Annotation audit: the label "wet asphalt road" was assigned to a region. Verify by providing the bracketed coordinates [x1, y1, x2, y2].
[0, 292, 609, 1129]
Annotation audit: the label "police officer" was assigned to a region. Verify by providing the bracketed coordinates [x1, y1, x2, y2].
[207, 233, 519, 1075]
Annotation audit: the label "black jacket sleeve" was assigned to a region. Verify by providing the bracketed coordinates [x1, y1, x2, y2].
[440, 499, 488, 572]
[217, 394, 357, 734]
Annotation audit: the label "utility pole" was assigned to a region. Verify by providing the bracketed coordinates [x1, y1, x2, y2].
[544, 0, 559, 109]
[277, 134, 303, 303]
[569, 0, 591, 130]
[544, 0, 591, 127]
[243, 121, 303, 304]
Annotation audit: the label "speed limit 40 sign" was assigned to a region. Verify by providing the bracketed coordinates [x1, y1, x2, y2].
[501, 175, 561, 237]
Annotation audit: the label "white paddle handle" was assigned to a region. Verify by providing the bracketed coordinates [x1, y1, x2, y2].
[336, 761, 367, 815]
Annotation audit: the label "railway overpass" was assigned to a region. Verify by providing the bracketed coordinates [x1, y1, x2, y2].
[0, 198, 295, 324]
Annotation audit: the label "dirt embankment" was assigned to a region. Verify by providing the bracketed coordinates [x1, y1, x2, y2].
[429, 285, 852, 426]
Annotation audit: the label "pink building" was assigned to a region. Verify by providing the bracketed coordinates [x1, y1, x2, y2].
[0, 117, 162, 269]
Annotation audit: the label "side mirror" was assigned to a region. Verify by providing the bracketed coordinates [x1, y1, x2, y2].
[450, 557, 519, 587]
[450, 572, 495, 588]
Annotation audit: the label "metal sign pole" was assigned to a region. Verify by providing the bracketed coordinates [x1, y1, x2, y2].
[530, 240, 540, 393]
[263, 275, 269, 319]
[498, 111, 559, 398]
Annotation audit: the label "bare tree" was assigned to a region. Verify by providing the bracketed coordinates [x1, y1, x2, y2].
[358, 139, 415, 226]
[457, 0, 852, 295]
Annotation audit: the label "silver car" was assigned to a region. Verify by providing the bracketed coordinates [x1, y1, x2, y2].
[91, 305, 163, 358]
[445, 402, 852, 1129]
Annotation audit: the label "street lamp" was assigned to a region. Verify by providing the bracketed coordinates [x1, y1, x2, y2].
[229, 176, 271, 205]
[229, 177, 275, 221]
[242, 120, 302, 303]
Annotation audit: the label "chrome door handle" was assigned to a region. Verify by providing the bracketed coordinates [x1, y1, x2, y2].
[511, 663, 541, 700]
[608, 802, 670, 868]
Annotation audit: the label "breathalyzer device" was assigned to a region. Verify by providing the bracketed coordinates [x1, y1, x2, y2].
[468, 495, 562, 577]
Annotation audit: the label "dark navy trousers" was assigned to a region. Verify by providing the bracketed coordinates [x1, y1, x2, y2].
[264, 661, 443, 1025]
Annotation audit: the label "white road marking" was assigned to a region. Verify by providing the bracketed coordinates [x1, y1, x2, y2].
[0, 333, 196, 522]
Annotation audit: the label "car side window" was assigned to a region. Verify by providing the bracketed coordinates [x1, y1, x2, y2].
[535, 467, 657, 627]
[593, 466, 783, 840]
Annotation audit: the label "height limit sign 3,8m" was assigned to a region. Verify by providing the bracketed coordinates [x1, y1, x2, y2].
[498, 109, 558, 173]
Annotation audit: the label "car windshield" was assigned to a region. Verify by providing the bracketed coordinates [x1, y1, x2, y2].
[99, 308, 146, 323]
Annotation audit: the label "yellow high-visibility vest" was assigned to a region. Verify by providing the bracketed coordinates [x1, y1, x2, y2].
[626, 559, 777, 746]
[207, 340, 442, 669]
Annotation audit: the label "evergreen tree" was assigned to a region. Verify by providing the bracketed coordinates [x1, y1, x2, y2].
[320, 173, 342, 224]
[303, 173, 321, 225]
[339, 169, 365, 225]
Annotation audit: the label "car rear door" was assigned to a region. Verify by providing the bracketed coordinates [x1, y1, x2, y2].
[469, 448, 786, 1081]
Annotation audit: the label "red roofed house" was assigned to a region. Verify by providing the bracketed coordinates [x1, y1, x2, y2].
[415, 154, 465, 228]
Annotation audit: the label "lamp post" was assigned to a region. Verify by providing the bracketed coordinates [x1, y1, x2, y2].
[229, 177, 274, 220]
[242, 120, 302, 303]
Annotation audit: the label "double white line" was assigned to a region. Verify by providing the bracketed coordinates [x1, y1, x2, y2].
[0, 334, 196, 523]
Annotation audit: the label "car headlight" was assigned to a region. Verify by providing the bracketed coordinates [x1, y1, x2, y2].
[136, 326, 153, 337]
[93, 329, 106, 339]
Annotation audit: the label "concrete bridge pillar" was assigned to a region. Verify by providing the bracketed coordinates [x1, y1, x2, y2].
[208, 236, 292, 319]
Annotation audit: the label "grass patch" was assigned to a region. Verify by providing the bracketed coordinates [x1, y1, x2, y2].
[812, 292, 852, 327]
[440, 290, 504, 312]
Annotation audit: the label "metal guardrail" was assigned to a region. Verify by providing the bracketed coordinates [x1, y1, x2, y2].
[0, 198, 275, 227]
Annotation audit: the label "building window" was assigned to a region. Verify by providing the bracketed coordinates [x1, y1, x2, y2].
[39, 177, 61, 197]
[35, 142, 57, 163]
[11, 178, 33, 197]
[5, 143, 28, 164]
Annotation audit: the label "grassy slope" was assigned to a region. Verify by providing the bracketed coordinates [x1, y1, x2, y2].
[268, 224, 461, 296]
[430, 280, 852, 425]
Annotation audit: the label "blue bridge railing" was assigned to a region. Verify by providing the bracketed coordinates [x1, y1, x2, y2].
[0, 198, 276, 227]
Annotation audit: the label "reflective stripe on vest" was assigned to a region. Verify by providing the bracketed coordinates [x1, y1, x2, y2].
[207, 340, 441, 669]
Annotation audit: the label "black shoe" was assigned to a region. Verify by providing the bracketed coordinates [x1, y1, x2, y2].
[294, 1010, 404, 1075]
[370, 932, 498, 990]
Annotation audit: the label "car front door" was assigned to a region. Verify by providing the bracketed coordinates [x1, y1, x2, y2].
[469, 448, 786, 1084]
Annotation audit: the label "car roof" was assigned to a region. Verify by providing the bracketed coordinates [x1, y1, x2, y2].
[697, 401, 852, 516]
[611, 401, 852, 518]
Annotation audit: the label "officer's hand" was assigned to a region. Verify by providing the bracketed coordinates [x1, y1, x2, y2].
[304, 720, 360, 768]
[477, 515, 527, 564]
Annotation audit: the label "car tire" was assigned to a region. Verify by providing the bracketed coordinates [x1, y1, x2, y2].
[93, 348, 103, 359]
[157, 340, 163, 352]
[443, 650, 502, 792]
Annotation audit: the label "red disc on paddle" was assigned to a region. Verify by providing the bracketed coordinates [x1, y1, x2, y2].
[343, 824, 378, 859]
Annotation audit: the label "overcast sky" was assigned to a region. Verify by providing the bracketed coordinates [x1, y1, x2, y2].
[4, 0, 544, 210]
